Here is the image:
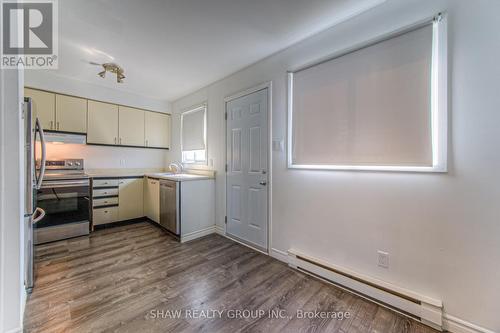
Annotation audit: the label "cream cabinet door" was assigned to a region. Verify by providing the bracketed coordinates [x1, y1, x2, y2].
[119, 106, 145, 146]
[87, 100, 119, 145]
[144, 179, 151, 219]
[55, 94, 87, 133]
[145, 112, 170, 149]
[118, 178, 144, 220]
[144, 177, 160, 223]
[24, 88, 55, 131]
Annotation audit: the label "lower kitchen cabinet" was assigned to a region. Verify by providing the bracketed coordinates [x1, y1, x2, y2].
[144, 177, 160, 223]
[92, 176, 144, 227]
[118, 178, 144, 220]
[91, 175, 214, 241]
[93, 207, 118, 226]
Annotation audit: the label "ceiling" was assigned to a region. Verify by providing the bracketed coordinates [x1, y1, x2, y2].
[51, 0, 383, 101]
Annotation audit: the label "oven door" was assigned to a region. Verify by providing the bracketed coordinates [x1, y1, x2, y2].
[35, 179, 90, 229]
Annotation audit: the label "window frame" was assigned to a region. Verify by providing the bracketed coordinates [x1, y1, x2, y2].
[181, 104, 208, 165]
[287, 14, 448, 173]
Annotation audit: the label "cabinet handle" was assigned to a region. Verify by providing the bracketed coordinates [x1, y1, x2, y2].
[57, 122, 60, 130]
[114, 137, 117, 144]
[50, 121, 53, 130]
[119, 138, 122, 144]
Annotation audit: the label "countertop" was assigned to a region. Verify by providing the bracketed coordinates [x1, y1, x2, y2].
[86, 168, 215, 181]
[145, 173, 213, 181]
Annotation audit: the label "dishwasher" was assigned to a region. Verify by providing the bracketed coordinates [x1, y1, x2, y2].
[160, 179, 180, 236]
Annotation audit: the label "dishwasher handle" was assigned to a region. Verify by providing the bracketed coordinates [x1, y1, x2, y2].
[160, 179, 177, 188]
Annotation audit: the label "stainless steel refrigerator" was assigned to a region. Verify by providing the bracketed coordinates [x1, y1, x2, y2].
[23, 97, 47, 292]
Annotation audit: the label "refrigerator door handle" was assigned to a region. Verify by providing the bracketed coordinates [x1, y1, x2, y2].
[23, 99, 34, 216]
[32, 207, 46, 224]
[35, 118, 46, 190]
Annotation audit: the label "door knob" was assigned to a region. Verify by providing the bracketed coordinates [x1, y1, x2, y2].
[259, 181, 267, 186]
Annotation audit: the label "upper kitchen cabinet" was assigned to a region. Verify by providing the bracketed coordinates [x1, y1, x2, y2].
[145, 112, 171, 149]
[119, 106, 145, 146]
[24, 88, 55, 131]
[87, 100, 119, 145]
[55, 94, 87, 133]
[25, 87, 170, 149]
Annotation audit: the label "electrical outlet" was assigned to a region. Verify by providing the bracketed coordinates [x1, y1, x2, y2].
[377, 250, 389, 269]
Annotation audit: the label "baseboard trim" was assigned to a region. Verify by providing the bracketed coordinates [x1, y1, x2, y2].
[180, 226, 216, 243]
[443, 314, 496, 333]
[215, 225, 225, 235]
[4, 327, 23, 333]
[270, 247, 288, 263]
[224, 233, 268, 255]
[288, 249, 443, 330]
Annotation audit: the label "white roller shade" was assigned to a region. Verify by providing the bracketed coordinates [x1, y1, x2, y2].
[291, 24, 433, 167]
[181, 106, 206, 151]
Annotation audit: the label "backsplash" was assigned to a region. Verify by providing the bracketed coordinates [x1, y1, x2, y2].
[42, 142, 168, 170]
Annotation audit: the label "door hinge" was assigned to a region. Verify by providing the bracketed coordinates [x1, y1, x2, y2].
[225, 216, 227, 224]
[225, 112, 227, 120]
[225, 163, 228, 172]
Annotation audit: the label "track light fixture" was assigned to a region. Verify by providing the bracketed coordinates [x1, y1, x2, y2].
[96, 63, 125, 83]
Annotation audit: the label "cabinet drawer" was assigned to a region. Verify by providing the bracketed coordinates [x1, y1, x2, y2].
[93, 197, 118, 207]
[93, 207, 118, 225]
[93, 179, 119, 188]
[93, 188, 118, 197]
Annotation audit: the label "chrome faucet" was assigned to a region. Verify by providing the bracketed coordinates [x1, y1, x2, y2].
[168, 162, 183, 174]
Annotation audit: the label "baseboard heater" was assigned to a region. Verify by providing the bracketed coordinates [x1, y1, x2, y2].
[287, 249, 443, 331]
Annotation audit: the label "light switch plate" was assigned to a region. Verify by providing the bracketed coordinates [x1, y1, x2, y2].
[272, 138, 284, 152]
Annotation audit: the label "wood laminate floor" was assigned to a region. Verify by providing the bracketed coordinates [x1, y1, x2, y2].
[25, 221, 439, 333]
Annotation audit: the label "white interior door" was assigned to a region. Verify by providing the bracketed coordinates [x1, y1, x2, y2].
[226, 88, 268, 251]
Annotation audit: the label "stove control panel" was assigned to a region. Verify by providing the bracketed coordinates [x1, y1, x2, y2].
[38, 159, 84, 170]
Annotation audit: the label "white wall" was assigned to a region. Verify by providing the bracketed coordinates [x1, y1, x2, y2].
[0, 67, 25, 333]
[171, 0, 500, 331]
[25, 71, 171, 171]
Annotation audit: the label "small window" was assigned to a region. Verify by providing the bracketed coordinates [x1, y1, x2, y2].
[182, 150, 207, 164]
[288, 15, 447, 172]
[181, 105, 207, 165]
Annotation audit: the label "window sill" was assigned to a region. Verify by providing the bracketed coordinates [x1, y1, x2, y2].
[288, 163, 447, 173]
